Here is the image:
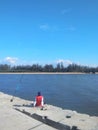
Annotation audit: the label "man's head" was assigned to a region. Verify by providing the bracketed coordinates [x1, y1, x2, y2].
[38, 92, 41, 96]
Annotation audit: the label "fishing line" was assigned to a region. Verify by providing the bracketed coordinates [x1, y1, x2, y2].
[10, 74, 24, 102]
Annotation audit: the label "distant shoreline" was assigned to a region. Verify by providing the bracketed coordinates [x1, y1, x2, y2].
[0, 72, 87, 74]
[0, 72, 97, 74]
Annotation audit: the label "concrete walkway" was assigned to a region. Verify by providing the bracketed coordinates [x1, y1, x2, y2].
[0, 92, 98, 130]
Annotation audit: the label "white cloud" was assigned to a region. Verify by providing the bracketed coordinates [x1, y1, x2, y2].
[56, 59, 73, 66]
[61, 8, 71, 15]
[4, 57, 18, 64]
[40, 24, 49, 31]
[39, 24, 59, 32]
[69, 26, 76, 31]
[65, 26, 76, 32]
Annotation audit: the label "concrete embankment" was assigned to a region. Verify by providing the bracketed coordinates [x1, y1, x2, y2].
[0, 92, 98, 130]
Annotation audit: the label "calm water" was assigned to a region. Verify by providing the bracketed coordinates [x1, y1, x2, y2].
[0, 74, 98, 116]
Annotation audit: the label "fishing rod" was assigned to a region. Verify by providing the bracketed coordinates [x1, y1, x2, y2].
[10, 74, 24, 102]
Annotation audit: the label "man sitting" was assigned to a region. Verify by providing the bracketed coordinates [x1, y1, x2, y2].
[34, 92, 44, 107]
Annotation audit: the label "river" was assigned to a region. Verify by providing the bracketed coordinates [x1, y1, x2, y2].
[0, 73, 98, 116]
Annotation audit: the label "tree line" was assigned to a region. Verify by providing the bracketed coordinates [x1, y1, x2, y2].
[0, 63, 98, 73]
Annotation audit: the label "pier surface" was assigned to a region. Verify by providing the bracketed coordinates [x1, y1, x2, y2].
[0, 92, 98, 130]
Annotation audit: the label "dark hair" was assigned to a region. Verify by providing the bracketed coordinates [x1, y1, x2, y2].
[38, 92, 41, 96]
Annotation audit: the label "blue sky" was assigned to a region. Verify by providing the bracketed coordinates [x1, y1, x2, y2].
[0, 0, 98, 66]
